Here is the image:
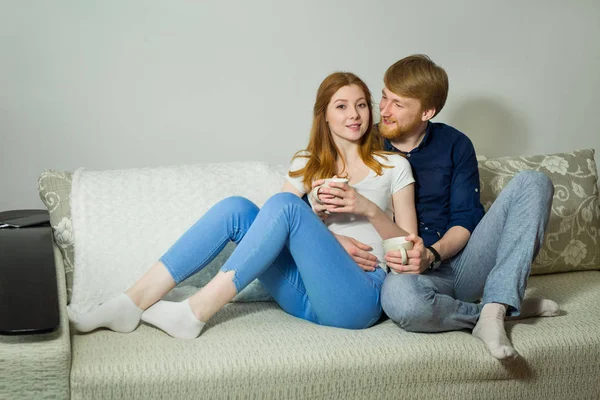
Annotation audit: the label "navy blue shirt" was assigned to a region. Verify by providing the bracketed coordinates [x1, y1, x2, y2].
[382, 122, 485, 247]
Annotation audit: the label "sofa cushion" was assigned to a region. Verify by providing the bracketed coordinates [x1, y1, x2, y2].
[69, 270, 600, 399]
[478, 149, 600, 275]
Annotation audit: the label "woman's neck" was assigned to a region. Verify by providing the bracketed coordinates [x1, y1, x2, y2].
[332, 140, 366, 181]
[333, 138, 361, 166]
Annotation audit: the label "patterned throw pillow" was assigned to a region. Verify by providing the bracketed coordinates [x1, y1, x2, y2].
[38, 170, 75, 301]
[478, 149, 600, 275]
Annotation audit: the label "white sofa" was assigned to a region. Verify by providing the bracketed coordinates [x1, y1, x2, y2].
[1, 149, 599, 399]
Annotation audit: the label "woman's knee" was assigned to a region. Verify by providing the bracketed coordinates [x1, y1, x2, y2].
[217, 196, 260, 217]
[262, 192, 305, 210]
[381, 275, 436, 332]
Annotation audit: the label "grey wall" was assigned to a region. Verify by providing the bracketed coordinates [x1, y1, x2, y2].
[1, 0, 599, 210]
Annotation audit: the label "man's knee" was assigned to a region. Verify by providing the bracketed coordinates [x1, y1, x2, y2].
[381, 274, 436, 332]
[512, 170, 554, 201]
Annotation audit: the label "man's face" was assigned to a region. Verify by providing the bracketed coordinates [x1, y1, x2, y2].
[378, 87, 427, 140]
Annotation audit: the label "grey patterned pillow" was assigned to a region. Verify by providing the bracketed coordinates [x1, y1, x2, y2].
[478, 149, 600, 275]
[38, 170, 75, 301]
[37, 169, 272, 304]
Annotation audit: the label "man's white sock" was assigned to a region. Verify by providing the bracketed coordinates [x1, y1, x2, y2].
[68, 293, 142, 333]
[507, 298, 560, 320]
[141, 299, 205, 340]
[472, 303, 518, 360]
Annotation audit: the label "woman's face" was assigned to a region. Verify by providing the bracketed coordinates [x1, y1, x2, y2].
[325, 84, 370, 144]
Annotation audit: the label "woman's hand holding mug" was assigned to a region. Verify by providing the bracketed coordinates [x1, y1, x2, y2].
[314, 178, 376, 216]
[310, 177, 349, 215]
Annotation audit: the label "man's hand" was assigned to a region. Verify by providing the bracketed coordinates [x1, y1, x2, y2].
[385, 234, 432, 274]
[335, 234, 379, 271]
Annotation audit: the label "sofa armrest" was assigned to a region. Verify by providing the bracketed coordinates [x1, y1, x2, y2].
[0, 245, 71, 399]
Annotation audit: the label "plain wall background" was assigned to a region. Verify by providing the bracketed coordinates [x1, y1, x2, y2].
[1, 0, 599, 210]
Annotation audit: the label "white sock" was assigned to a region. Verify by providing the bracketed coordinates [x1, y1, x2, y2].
[507, 298, 560, 320]
[68, 293, 142, 333]
[141, 299, 205, 340]
[472, 303, 518, 360]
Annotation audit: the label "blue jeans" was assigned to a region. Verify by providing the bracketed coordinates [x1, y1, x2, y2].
[381, 171, 554, 332]
[159, 193, 386, 329]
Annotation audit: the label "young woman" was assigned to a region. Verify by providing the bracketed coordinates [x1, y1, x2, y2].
[69, 72, 417, 339]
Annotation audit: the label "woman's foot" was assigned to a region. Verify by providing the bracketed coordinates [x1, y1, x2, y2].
[141, 299, 205, 339]
[68, 293, 143, 333]
[472, 303, 518, 360]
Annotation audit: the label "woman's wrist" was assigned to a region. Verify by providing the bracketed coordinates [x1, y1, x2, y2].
[364, 202, 379, 219]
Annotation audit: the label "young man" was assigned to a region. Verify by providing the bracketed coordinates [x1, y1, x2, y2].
[337, 55, 559, 360]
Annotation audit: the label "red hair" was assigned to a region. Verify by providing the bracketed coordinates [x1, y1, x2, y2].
[289, 72, 393, 192]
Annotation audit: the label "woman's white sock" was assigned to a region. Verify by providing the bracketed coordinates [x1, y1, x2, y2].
[141, 299, 205, 339]
[68, 293, 142, 333]
[472, 303, 518, 360]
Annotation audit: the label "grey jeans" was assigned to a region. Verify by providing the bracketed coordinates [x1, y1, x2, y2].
[381, 171, 554, 333]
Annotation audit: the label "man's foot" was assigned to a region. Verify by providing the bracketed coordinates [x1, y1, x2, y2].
[141, 299, 205, 339]
[507, 298, 560, 320]
[472, 303, 518, 360]
[68, 293, 143, 333]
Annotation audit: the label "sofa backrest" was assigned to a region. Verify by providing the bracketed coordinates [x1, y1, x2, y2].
[38, 149, 600, 303]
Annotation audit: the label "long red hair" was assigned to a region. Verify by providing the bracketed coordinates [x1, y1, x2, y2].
[289, 72, 393, 192]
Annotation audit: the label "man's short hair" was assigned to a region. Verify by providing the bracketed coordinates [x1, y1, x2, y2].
[384, 54, 449, 117]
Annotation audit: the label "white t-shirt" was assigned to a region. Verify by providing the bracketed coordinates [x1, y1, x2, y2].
[285, 152, 415, 269]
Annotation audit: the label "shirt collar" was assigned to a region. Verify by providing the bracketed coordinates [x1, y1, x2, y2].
[417, 121, 433, 150]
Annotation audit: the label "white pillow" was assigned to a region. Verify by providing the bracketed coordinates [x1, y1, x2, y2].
[69, 161, 286, 313]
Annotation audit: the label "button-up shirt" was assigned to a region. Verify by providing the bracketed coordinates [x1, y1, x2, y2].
[382, 122, 485, 247]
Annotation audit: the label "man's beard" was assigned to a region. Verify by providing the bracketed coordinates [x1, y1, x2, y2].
[378, 117, 423, 141]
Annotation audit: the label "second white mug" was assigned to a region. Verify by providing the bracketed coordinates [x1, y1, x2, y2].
[382, 236, 414, 274]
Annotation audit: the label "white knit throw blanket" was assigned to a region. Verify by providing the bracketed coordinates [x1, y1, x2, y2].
[69, 161, 285, 313]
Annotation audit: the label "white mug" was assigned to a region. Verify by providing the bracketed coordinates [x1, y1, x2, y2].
[310, 178, 349, 205]
[382, 236, 414, 274]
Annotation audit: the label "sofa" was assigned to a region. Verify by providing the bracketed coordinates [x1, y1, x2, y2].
[1, 149, 599, 400]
